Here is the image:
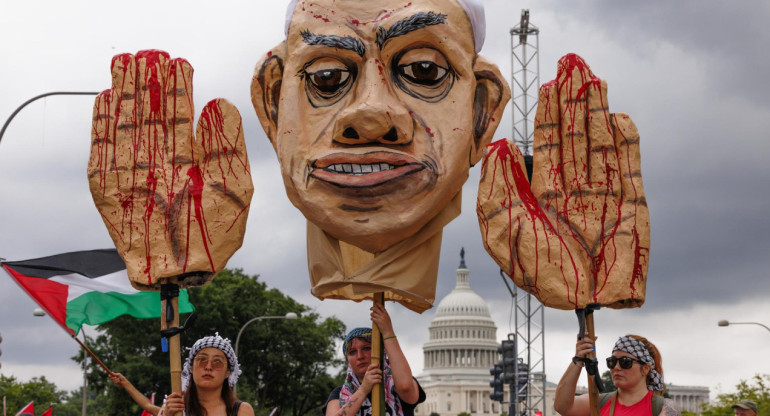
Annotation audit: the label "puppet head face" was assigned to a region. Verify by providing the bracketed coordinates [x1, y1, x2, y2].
[253, 0, 509, 252]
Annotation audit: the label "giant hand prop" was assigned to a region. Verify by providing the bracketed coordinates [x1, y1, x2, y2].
[477, 54, 649, 310]
[89, 50, 253, 289]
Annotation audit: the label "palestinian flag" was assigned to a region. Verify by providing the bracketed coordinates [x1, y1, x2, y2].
[14, 401, 33, 416]
[2, 249, 194, 335]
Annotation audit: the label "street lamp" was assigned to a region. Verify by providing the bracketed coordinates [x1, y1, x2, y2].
[235, 312, 298, 358]
[34, 308, 87, 416]
[718, 320, 770, 333]
[233, 312, 297, 392]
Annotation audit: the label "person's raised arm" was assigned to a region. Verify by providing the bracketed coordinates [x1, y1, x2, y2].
[325, 363, 382, 416]
[109, 372, 161, 416]
[553, 338, 594, 416]
[370, 303, 420, 404]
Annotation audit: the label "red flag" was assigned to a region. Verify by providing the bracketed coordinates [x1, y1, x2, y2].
[40, 408, 53, 416]
[139, 393, 155, 416]
[14, 401, 33, 416]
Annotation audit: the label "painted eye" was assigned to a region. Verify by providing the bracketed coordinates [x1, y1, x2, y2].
[302, 58, 356, 107]
[398, 61, 447, 86]
[393, 48, 454, 102]
[308, 69, 351, 94]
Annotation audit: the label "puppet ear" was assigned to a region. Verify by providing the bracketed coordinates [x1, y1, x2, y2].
[251, 42, 288, 149]
[470, 56, 511, 166]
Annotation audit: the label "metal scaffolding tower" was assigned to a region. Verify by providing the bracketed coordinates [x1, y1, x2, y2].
[510, 9, 540, 157]
[510, 9, 546, 416]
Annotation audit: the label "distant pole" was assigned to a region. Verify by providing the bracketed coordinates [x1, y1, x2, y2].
[0, 91, 99, 146]
[81, 330, 88, 416]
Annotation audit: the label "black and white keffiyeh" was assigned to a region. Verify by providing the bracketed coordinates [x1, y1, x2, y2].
[181, 333, 241, 390]
[612, 336, 664, 391]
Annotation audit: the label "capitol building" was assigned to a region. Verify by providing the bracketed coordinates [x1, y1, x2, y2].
[414, 254, 709, 416]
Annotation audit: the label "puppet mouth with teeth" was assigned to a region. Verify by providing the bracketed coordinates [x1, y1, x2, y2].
[310, 151, 426, 188]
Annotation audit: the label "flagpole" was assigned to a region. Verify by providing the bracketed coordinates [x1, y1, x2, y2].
[71, 333, 113, 374]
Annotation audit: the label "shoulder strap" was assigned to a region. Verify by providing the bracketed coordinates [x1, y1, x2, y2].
[608, 392, 618, 416]
[232, 400, 242, 416]
[599, 392, 614, 409]
[651, 394, 665, 416]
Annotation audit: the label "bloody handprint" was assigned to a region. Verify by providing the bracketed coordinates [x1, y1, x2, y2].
[88, 50, 253, 289]
[477, 54, 649, 310]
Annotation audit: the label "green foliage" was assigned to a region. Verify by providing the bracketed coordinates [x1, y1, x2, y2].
[78, 268, 345, 416]
[601, 370, 617, 393]
[430, 412, 441, 416]
[701, 374, 770, 416]
[0, 375, 58, 411]
[0, 374, 77, 415]
[458, 412, 472, 416]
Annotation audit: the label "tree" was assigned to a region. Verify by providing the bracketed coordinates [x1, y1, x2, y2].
[0, 375, 78, 416]
[458, 412, 472, 416]
[701, 374, 770, 416]
[601, 370, 617, 393]
[79, 268, 346, 416]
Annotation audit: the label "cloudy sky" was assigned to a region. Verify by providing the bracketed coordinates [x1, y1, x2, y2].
[1, 0, 769, 402]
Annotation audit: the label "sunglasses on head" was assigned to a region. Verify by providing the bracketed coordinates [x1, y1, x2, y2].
[606, 356, 646, 370]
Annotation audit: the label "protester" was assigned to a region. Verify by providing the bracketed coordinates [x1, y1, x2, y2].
[554, 335, 679, 416]
[732, 400, 758, 416]
[323, 303, 425, 416]
[110, 372, 160, 416]
[160, 334, 254, 416]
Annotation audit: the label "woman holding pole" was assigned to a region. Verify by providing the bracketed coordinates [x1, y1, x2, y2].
[323, 303, 425, 416]
[110, 372, 161, 415]
[160, 334, 254, 416]
[554, 335, 679, 416]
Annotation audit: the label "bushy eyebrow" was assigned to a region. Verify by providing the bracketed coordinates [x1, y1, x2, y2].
[376, 11, 447, 49]
[300, 29, 366, 57]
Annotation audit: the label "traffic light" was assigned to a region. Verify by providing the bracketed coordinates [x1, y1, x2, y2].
[516, 360, 529, 400]
[489, 364, 504, 402]
[500, 338, 516, 385]
[535, 410, 542, 416]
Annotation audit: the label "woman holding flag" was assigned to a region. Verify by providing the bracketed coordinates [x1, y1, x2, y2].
[322, 303, 425, 416]
[160, 334, 254, 416]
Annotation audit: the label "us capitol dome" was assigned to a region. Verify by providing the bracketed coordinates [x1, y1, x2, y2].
[416, 249, 503, 415]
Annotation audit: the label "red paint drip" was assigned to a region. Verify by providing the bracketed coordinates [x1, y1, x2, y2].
[187, 166, 215, 272]
[481, 140, 583, 307]
[425, 127, 435, 138]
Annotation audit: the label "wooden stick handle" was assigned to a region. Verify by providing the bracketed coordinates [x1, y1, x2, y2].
[72, 334, 112, 374]
[161, 283, 182, 416]
[371, 292, 385, 416]
[585, 314, 599, 416]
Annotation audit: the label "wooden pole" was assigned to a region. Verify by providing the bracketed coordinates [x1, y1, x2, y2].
[71, 334, 112, 374]
[585, 314, 599, 416]
[371, 292, 385, 416]
[161, 281, 182, 416]
[339, 242, 384, 416]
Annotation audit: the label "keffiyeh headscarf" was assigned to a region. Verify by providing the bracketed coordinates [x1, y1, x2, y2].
[181, 333, 241, 391]
[339, 328, 404, 416]
[613, 336, 664, 392]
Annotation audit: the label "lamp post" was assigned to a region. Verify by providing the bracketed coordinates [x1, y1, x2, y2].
[33, 308, 88, 416]
[233, 312, 298, 392]
[718, 320, 770, 333]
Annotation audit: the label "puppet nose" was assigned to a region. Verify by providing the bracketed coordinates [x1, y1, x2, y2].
[333, 63, 412, 145]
